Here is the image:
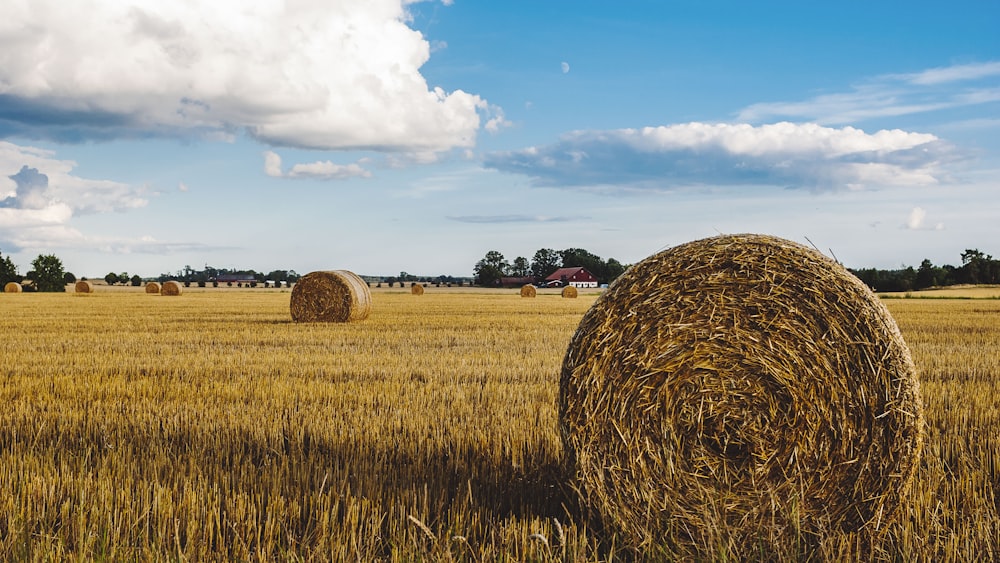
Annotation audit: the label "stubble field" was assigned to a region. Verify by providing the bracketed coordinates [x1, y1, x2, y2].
[0, 288, 997, 561]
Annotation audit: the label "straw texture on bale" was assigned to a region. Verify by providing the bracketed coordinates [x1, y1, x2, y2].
[519, 284, 536, 298]
[4, 282, 21, 293]
[74, 280, 94, 293]
[290, 270, 372, 323]
[161, 281, 183, 296]
[559, 233, 923, 555]
[561, 285, 578, 298]
[411, 283, 424, 295]
[145, 282, 161, 294]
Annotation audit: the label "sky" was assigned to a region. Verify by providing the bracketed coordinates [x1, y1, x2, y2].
[1, 0, 998, 279]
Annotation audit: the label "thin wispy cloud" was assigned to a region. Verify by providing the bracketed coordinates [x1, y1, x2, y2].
[448, 214, 587, 224]
[484, 122, 955, 191]
[738, 61, 1000, 125]
[897, 61, 1000, 86]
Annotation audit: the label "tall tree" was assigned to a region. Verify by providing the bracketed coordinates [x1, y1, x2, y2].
[604, 257, 627, 284]
[560, 247, 606, 282]
[510, 256, 529, 277]
[530, 248, 560, 281]
[959, 249, 996, 284]
[0, 250, 18, 285]
[29, 254, 67, 292]
[474, 250, 508, 286]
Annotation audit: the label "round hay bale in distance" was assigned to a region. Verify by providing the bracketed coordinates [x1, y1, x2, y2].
[520, 284, 536, 298]
[561, 285, 578, 298]
[411, 283, 424, 295]
[145, 281, 162, 294]
[4, 282, 22, 293]
[290, 270, 372, 323]
[74, 280, 94, 293]
[161, 281, 183, 296]
[559, 233, 923, 555]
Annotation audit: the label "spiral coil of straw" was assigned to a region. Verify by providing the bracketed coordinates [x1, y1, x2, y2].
[290, 270, 372, 322]
[559, 234, 923, 556]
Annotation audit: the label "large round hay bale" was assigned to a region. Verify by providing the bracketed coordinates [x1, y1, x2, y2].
[145, 282, 162, 294]
[559, 233, 923, 556]
[4, 282, 22, 293]
[290, 270, 372, 322]
[411, 283, 424, 295]
[520, 284, 536, 298]
[74, 280, 94, 293]
[161, 281, 183, 296]
[561, 285, 578, 298]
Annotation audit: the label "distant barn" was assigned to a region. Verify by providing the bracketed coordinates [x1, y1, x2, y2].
[545, 267, 598, 288]
[500, 276, 535, 288]
[216, 274, 257, 286]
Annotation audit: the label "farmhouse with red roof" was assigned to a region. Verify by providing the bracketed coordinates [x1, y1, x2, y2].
[544, 267, 598, 288]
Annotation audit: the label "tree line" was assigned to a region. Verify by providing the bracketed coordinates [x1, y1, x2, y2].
[155, 265, 302, 287]
[473, 247, 628, 287]
[6, 247, 998, 294]
[0, 251, 307, 292]
[850, 249, 1000, 292]
[0, 251, 75, 292]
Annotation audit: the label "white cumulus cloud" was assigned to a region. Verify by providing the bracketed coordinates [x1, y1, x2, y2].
[905, 206, 945, 231]
[484, 122, 956, 191]
[0, 141, 148, 251]
[0, 0, 493, 153]
[906, 207, 927, 229]
[263, 151, 371, 180]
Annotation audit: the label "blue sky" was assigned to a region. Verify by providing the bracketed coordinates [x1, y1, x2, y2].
[1, 0, 998, 279]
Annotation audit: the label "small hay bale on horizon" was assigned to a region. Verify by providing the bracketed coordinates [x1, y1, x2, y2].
[290, 270, 372, 323]
[519, 284, 536, 298]
[145, 282, 162, 294]
[4, 282, 22, 293]
[559, 233, 923, 557]
[161, 281, 183, 296]
[561, 285, 578, 298]
[411, 283, 424, 295]
[74, 280, 94, 294]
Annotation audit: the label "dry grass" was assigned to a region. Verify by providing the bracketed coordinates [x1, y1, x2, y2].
[520, 284, 537, 298]
[145, 282, 161, 294]
[4, 282, 21, 293]
[290, 270, 371, 322]
[411, 283, 425, 296]
[881, 285, 1000, 299]
[561, 286, 578, 299]
[560, 234, 923, 558]
[0, 287, 995, 560]
[74, 280, 94, 293]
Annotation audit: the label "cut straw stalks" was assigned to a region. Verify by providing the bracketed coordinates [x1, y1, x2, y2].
[290, 270, 372, 322]
[4, 281, 21, 293]
[411, 283, 424, 295]
[161, 281, 183, 296]
[561, 286, 578, 298]
[559, 233, 924, 557]
[520, 284, 537, 298]
[74, 280, 94, 294]
[145, 282, 162, 294]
